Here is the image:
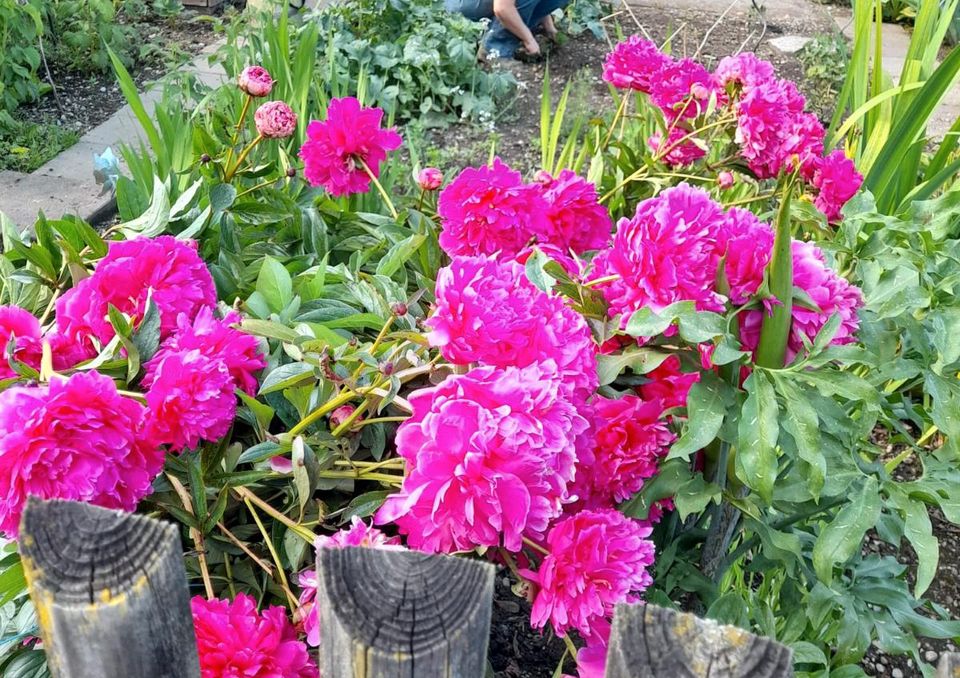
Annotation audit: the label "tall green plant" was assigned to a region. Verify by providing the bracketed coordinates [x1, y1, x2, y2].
[828, 0, 960, 214]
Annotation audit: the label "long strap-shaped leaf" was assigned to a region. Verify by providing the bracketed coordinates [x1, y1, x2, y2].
[864, 45, 960, 214]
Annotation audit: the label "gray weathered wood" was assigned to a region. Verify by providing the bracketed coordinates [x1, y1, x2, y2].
[605, 602, 794, 677]
[20, 498, 200, 678]
[938, 653, 960, 677]
[316, 546, 494, 678]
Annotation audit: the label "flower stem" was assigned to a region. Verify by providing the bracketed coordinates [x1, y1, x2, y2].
[359, 158, 398, 220]
[224, 94, 253, 172]
[521, 536, 550, 556]
[243, 497, 300, 611]
[287, 388, 358, 437]
[235, 178, 277, 199]
[224, 133, 264, 182]
[166, 473, 214, 600]
[233, 486, 315, 542]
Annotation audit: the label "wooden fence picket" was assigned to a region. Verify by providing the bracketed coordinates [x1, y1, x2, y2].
[19, 498, 200, 678]
[605, 602, 795, 677]
[316, 546, 495, 678]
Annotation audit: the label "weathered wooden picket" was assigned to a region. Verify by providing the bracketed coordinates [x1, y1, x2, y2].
[16, 499, 958, 678]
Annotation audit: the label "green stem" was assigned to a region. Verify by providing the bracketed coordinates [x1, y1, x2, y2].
[224, 94, 253, 172]
[224, 133, 264, 182]
[359, 158, 398, 220]
[287, 389, 358, 437]
[755, 179, 797, 368]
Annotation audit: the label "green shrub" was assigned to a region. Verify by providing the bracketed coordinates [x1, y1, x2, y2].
[0, 0, 43, 113]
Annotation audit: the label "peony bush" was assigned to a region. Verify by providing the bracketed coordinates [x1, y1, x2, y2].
[2, 32, 960, 678]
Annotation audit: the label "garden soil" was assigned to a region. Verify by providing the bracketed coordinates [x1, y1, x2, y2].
[17, 3, 239, 138]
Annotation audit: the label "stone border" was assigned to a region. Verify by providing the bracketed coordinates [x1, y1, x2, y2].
[0, 43, 227, 230]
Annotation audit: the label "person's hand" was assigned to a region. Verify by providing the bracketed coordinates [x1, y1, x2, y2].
[522, 38, 541, 55]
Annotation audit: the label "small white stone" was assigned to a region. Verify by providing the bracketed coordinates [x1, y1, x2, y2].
[925, 650, 939, 662]
[769, 35, 813, 53]
[891, 669, 904, 678]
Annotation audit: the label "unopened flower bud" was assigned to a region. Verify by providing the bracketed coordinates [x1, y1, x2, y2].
[254, 101, 297, 139]
[286, 167, 297, 178]
[200, 153, 211, 164]
[717, 171, 735, 189]
[329, 404, 356, 429]
[237, 65, 274, 98]
[391, 302, 408, 317]
[416, 167, 443, 191]
[533, 169, 553, 186]
[379, 361, 395, 376]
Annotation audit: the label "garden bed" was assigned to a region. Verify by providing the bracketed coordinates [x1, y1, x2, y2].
[1, 3, 236, 173]
[427, 1, 828, 173]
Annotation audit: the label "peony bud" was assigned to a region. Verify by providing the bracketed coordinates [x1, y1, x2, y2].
[416, 167, 443, 191]
[237, 66, 274, 98]
[286, 167, 297, 178]
[200, 153, 211, 164]
[532, 169, 553, 186]
[717, 171, 735, 189]
[379, 361, 395, 376]
[329, 405, 357, 430]
[390, 302, 408, 317]
[254, 101, 298, 139]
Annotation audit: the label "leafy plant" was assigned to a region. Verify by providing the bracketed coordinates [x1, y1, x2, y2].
[43, 0, 137, 72]
[0, 120, 80, 173]
[828, 0, 960, 214]
[0, 0, 43, 115]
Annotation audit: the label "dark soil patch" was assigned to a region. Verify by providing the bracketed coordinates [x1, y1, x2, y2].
[861, 445, 960, 677]
[489, 570, 571, 677]
[16, 4, 238, 140]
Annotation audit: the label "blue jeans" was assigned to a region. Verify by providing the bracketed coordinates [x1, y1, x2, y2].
[446, 0, 569, 58]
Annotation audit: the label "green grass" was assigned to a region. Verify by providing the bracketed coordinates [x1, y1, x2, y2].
[0, 121, 80, 173]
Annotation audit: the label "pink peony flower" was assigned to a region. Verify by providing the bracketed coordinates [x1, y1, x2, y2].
[375, 362, 590, 553]
[11, 332, 93, 378]
[437, 158, 550, 257]
[591, 184, 726, 327]
[528, 509, 655, 641]
[191, 594, 316, 678]
[299, 96, 402, 197]
[713, 53, 775, 92]
[237, 66, 273, 98]
[146, 307, 265, 396]
[571, 395, 674, 507]
[296, 517, 402, 647]
[638, 355, 700, 411]
[537, 170, 612, 253]
[602, 36, 672, 93]
[254, 101, 297, 139]
[807, 150, 863, 222]
[416, 167, 443, 191]
[574, 635, 609, 678]
[717, 207, 774, 305]
[0, 306, 40, 379]
[0, 371, 163, 539]
[735, 79, 824, 179]
[143, 349, 236, 452]
[426, 255, 597, 401]
[648, 128, 706, 167]
[650, 58, 718, 122]
[56, 236, 216, 351]
[740, 240, 862, 361]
